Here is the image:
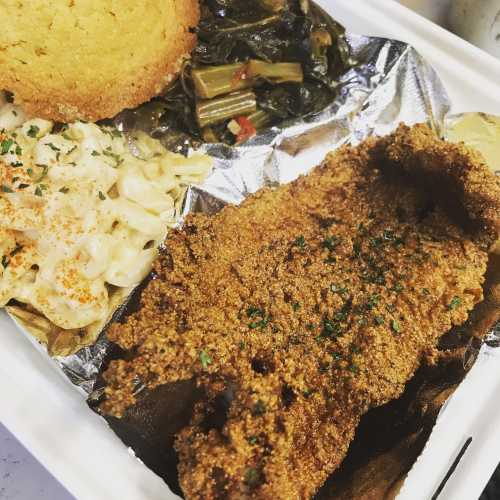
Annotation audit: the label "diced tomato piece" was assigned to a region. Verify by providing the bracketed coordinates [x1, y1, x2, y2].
[231, 64, 249, 87]
[235, 116, 257, 143]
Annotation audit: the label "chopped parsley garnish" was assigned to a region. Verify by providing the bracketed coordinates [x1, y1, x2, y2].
[1, 255, 8, 268]
[27, 125, 40, 138]
[392, 282, 404, 293]
[59, 186, 70, 194]
[1, 139, 14, 155]
[18, 183, 29, 190]
[357, 222, 368, 235]
[348, 363, 360, 375]
[448, 296, 462, 310]
[247, 436, 258, 445]
[103, 149, 124, 167]
[374, 315, 385, 325]
[293, 235, 306, 248]
[391, 319, 401, 333]
[321, 317, 342, 338]
[247, 306, 269, 328]
[331, 284, 348, 295]
[15, 145, 22, 155]
[365, 270, 386, 286]
[383, 229, 396, 241]
[91, 150, 101, 156]
[292, 302, 300, 312]
[247, 307, 271, 329]
[1, 184, 13, 193]
[249, 315, 271, 330]
[252, 400, 266, 416]
[366, 294, 380, 310]
[239, 341, 246, 350]
[244, 467, 262, 488]
[331, 352, 342, 361]
[422, 288, 431, 296]
[103, 128, 123, 139]
[199, 350, 212, 369]
[27, 168, 34, 176]
[10, 161, 23, 168]
[67, 145, 77, 155]
[46, 142, 61, 152]
[333, 310, 348, 322]
[306, 323, 315, 331]
[358, 317, 368, 327]
[34, 186, 43, 197]
[319, 361, 330, 373]
[323, 236, 341, 251]
[98, 191, 106, 201]
[34, 164, 49, 183]
[353, 241, 362, 257]
[247, 306, 264, 318]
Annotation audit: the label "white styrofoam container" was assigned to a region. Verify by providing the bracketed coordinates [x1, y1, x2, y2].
[398, 0, 452, 27]
[1, 1, 500, 499]
[330, 0, 500, 116]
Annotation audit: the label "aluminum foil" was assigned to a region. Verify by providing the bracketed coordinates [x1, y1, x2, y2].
[47, 32, 500, 398]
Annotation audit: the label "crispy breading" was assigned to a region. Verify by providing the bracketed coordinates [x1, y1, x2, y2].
[0, 0, 199, 122]
[372, 126, 500, 249]
[101, 124, 500, 499]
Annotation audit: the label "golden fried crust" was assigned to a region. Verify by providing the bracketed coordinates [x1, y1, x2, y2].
[0, 0, 199, 122]
[101, 125, 499, 499]
[371, 124, 500, 249]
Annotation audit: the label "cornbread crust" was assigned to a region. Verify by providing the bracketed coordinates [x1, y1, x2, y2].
[101, 125, 500, 499]
[0, 0, 199, 122]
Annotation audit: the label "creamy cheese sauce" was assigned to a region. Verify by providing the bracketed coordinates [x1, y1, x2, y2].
[0, 99, 212, 329]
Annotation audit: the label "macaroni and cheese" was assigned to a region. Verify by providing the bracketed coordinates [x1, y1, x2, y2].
[0, 99, 212, 346]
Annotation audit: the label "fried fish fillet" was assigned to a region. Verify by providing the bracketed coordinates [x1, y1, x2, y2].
[0, 0, 199, 122]
[102, 124, 500, 499]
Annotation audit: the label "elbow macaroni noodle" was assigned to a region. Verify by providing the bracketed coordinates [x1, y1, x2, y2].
[0, 98, 212, 333]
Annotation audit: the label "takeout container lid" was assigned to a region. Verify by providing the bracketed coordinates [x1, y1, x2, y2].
[1, 1, 500, 499]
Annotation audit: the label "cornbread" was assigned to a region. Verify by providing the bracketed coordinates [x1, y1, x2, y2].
[101, 125, 500, 499]
[0, 0, 199, 122]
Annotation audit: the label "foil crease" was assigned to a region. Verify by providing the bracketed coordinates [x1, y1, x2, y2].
[46, 33, 499, 395]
